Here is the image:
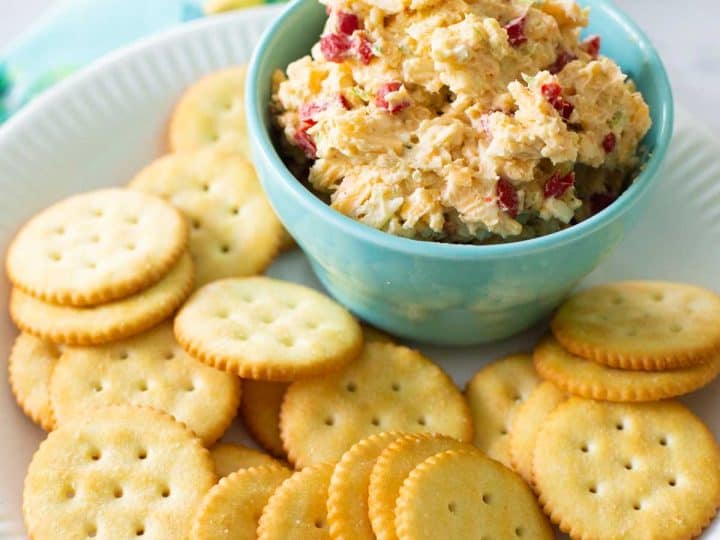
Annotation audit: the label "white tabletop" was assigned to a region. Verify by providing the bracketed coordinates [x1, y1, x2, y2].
[1, 0, 719, 136]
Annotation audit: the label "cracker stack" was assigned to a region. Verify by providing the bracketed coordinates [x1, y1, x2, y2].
[7, 188, 194, 346]
[463, 281, 720, 540]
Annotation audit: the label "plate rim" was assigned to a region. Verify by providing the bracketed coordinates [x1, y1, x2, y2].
[0, 4, 285, 146]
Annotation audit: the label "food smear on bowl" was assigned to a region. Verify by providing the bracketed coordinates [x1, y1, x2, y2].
[272, 0, 651, 243]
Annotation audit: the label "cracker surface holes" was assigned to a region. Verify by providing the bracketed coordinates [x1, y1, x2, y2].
[465, 354, 540, 467]
[280, 343, 471, 467]
[7, 188, 187, 306]
[169, 67, 252, 158]
[533, 398, 720, 540]
[368, 433, 469, 540]
[50, 321, 241, 445]
[394, 449, 553, 540]
[23, 405, 215, 540]
[129, 149, 284, 286]
[174, 277, 363, 381]
[551, 281, 720, 370]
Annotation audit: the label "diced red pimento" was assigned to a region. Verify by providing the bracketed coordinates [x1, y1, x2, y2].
[496, 177, 520, 218]
[320, 33, 353, 63]
[548, 51, 577, 75]
[602, 132, 616, 153]
[541, 82, 574, 121]
[299, 95, 351, 127]
[337, 12, 360, 35]
[504, 15, 528, 47]
[543, 171, 575, 199]
[582, 35, 601, 59]
[299, 101, 328, 127]
[376, 82, 410, 113]
[355, 35, 374, 65]
[294, 129, 317, 159]
[479, 114, 492, 138]
[591, 192, 616, 214]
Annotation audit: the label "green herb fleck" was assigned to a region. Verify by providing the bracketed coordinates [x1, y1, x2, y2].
[521, 73, 537, 86]
[352, 86, 372, 103]
[609, 111, 625, 129]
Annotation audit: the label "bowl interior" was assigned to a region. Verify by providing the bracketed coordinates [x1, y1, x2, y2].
[248, 0, 673, 254]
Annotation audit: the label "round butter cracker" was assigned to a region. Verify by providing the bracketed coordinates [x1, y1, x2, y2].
[327, 432, 405, 540]
[535, 334, 720, 402]
[209, 443, 285, 478]
[533, 398, 720, 540]
[395, 449, 554, 540]
[23, 405, 216, 540]
[464, 354, 540, 467]
[50, 321, 240, 446]
[240, 380, 288, 457]
[368, 433, 469, 540]
[509, 381, 566, 485]
[280, 342, 472, 468]
[174, 277, 363, 381]
[257, 463, 334, 540]
[130, 149, 283, 286]
[169, 67, 251, 158]
[552, 281, 720, 370]
[190, 464, 291, 540]
[6, 188, 187, 306]
[11, 252, 194, 346]
[8, 333, 61, 431]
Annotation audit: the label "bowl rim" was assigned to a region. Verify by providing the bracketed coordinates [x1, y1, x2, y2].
[246, 0, 674, 260]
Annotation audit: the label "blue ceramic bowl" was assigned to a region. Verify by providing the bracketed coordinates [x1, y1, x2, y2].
[247, 0, 673, 345]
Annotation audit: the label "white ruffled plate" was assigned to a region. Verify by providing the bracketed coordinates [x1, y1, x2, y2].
[1, 5, 719, 539]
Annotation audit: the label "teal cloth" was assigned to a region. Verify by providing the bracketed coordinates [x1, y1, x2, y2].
[0, 0, 212, 122]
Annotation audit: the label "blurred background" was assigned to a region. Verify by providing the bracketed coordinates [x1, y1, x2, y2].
[1, 0, 719, 133]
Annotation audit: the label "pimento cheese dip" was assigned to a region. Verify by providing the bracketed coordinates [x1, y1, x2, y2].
[272, 0, 651, 243]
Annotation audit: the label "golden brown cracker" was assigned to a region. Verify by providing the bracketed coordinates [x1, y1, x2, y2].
[174, 277, 363, 380]
[240, 380, 288, 457]
[533, 398, 720, 540]
[508, 381, 566, 485]
[257, 463, 334, 540]
[209, 443, 285, 477]
[395, 448, 554, 540]
[362, 325, 394, 345]
[23, 405, 216, 540]
[464, 354, 540, 467]
[327, 432, 405, 540]
[552, 281, 720, 370]
[11, 252, 194, 346]
[190, 464, 291, 540]
[50, 322, 240, 445]
[368, 433, 468, 540]
[6, 188, 187, 306]
[169, 67, 251, 158]
[280, 342, 472, 468]
[535, 334, 720, 402]
[130, 149, 283, 286]
[8, 333, 60, 431]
